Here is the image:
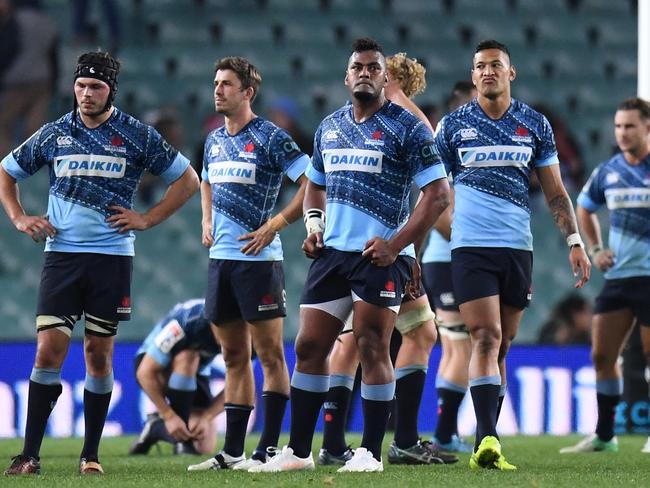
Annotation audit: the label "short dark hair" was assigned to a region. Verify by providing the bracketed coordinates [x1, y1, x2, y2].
[475, 39, 511, 60]
[351, 37, 384, 55]
[448, 80, 475, 110]
[215, 56, 262, 102]
[617, 97, 650, 120]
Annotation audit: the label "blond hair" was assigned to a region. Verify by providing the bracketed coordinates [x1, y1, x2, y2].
[386, 53, 426, 99]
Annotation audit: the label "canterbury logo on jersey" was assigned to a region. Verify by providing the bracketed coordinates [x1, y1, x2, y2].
[54, 154, 125, 177]
[458, 145, 532, 168]
[605, 188, 650, 209]
[323, 149, 383, 173]
[208, 161, 256, 184]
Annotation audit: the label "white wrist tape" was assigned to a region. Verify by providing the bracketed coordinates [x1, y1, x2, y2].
[566, 233, 584, 248]
[303, 208, 325, 235]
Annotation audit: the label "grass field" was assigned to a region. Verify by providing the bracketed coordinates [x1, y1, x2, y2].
[1, 434, 649, 487]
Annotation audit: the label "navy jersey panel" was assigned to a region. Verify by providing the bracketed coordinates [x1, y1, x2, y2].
[201, 117, 308, 261]
[577, 154, 650, 279]
[306, 101, 447, 256]
[137, 299, 221, 370]
[1, 109, 190, 255]
[435, 99, 559, 250]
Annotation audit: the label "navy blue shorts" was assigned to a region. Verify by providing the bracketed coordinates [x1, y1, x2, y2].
[421, 261, 459, 311]
[451, 247, 533, 310]
[134, 353, 213, 408]
[594, 276, 650, 325]
[37, 252, 133, 322]
[205, 259, 286, 324]
[300, 248, 414, 308]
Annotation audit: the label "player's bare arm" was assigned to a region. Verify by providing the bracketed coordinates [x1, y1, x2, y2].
[0, 165, 57, 242]
[200, 180, 213, 248]
[576, 204, 615, 271]
[536, 164, 591, 287]
[239, 175, 308, 256]
[363, 177, 450, 266]
[107, 165, 199, 234]
[136, 355, 192, 441]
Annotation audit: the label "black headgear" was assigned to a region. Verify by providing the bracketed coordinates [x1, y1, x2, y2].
[74, 51, 120, 113]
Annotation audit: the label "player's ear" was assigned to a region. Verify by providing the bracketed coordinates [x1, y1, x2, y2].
[509, 65, 516, 82]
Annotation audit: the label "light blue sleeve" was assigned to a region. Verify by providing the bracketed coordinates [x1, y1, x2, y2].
[286, 154, 310, 182]
[1, 154, 30, 180]
[159, 153, 190, 185]
[305, 161, 326, 185]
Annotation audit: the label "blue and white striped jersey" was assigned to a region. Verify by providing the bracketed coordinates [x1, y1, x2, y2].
[306, 101, 447, 257]
[435, 98, 559, 251]
[201, 117, 309, 261]
[1, 108, 190, 256]
[577, 153, 650, 279]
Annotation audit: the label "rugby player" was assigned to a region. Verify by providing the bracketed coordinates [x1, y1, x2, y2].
[434, 39, 590, 470]
[0, 51, 199, 475]
[317, 53, 456, 467]
[188, 56, 310, 471]
[250, 38, 450, 473]
[130, 299, 224, 456]
[560, 97, 650, 454]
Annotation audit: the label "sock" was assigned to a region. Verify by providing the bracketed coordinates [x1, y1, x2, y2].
[167, 372, 197, 426]
[223, 404, 253, 457]
[434, 376, 466, 444]
[595, 378, 622, 442]
[23, 368, 63, 459]
[360, 381, 395, 461]
[469, 375, 500, 451]
[288, 371, 329, 458]
[496, 383, 507, 423]
[394, 366, 426, 448]
[81, 372, 114, 461]
[254, 390, 288, 457]
[321, 374, 354, 455]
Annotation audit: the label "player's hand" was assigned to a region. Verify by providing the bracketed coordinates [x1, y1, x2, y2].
[362, 237, 399, 267]
[13, 214, 56, 242]
[405, 260, 422, 300]
[161, 410, 192, 442]
[238, 222, 276, 256]
[302, 232, 323, 259]
[188, 413, 211, 441]
[106, 205, 151, 233]
[202, 220, 214, 248]
[569, 246, 591, 289]
[592, 248, 615, 272]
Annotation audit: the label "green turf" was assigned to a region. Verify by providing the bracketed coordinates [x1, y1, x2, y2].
[1, 434, 649, 487]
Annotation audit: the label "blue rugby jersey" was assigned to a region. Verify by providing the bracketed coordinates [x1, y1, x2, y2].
[137, 299, 220, 374]
[435, 98, 559, 251]
[306, 101, 447, 257]
[577, 153, 650, 279]
[1, 109, 189, 256]
[201, 117, 309, 261]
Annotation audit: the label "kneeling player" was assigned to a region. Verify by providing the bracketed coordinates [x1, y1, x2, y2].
[130, 299, 224, 455]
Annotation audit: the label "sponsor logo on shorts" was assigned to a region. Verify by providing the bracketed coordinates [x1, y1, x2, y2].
[323, 148, 383, 174]
[208, 161, 256, 184]
[458, 128, 478, 140]
[458, 145, 532, 168]
[604, 188, 650, 209]
[440, 292, 455, 306]
[117, 296, 131, 314]
[258, 294, 279, 312]
[54, 154, 126, 178]
[380, 280, 396, 298]
[323, 402, 337, 410]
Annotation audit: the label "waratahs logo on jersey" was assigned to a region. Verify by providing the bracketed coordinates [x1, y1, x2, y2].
[238, 141, 257, 159]
[207, 161, 256, 184]
[54, 155, 126, 178]
[322, 149, 383, 173]
[458, 145, 532, 168]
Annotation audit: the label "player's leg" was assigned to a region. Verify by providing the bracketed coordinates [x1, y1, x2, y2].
[320, 324, 357, 464]
[5, 253, 83, 476]
[433, 309, 471, 451]
[640, 321, 650, 453]
[248, 316, 290, 462]
[496, 304, 524, 422]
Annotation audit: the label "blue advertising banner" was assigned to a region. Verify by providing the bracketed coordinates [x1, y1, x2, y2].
[0, 343, 647, 438]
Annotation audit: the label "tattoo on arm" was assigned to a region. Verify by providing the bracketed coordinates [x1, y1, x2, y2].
[547, 194, 578, 238]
